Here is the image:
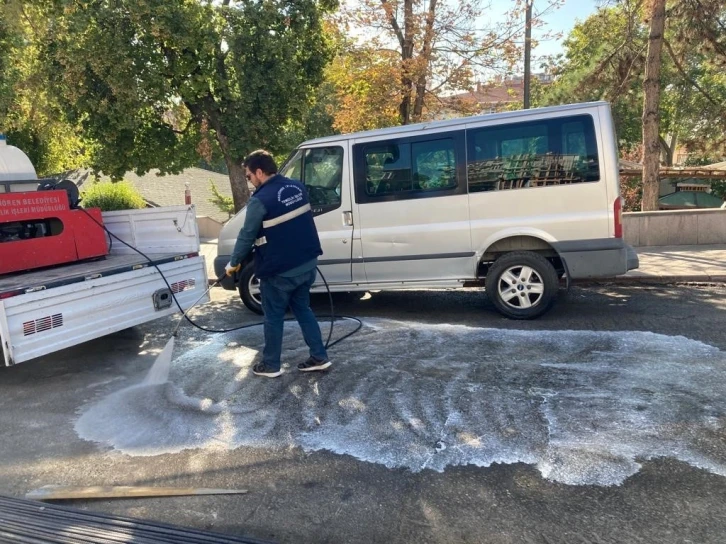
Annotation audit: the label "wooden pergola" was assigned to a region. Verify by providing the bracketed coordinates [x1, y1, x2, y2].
[619, 160, 726, 179]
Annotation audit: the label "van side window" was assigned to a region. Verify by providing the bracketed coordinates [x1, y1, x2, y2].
[361, 137, 458, 198]
[364, 143, 412, 196]
[280, 146, 343, 214]
[412, 139, 458, 191]
[467, 114, 600, 193]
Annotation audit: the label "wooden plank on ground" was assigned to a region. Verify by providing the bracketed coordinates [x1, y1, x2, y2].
[26, 485, 248, 501]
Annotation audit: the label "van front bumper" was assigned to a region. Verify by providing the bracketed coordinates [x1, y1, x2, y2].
[553, 238, 639, 279]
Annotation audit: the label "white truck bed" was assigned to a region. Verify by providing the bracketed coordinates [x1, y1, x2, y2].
[0, 251, 196, 294]
[0, 205, 210, 366]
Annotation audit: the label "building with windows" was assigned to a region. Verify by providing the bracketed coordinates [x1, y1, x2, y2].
[439, 73, 555, 119]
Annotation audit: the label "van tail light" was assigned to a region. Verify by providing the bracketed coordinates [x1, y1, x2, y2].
[614, 197, 623, 238]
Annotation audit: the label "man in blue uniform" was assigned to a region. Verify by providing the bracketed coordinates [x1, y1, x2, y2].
[225, 150, 330, 378]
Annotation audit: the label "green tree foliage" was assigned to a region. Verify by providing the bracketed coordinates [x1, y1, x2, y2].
[276, 75, 339, 153]
[336, 0, 562, 127]
[208, 180, 234, 219]
[10, 0, 336, 211]
[533, 2, 647, 147]
[665, 0, 726, 157]
[81, 181, 147, 211]
[710, 181, 726, 202]
[535, 0, 726, 210]
[536, 1, 726, 160]
[0, 6, 17, 119]
[326, 40, 402, 133]
[0, 2, 90, 176]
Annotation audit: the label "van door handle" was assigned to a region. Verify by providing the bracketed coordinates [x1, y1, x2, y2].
[342, 211, 353, 226]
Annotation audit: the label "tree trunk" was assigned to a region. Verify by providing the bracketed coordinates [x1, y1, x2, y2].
[411, 77, 424, 123]
[205, 110, 250, 212]
[226, 159, 250, 212]
[668, 131, 677, 164]
[641, 0, 667, 211]
[659, 134, 674, 166]
[211, 124, 249, 212]
[399, 0, 414, 124]
[411, 0, 438, 122]
[185, 99, 250, 212]
[399, 75, 412, 124]
[523, 0, 533, 109]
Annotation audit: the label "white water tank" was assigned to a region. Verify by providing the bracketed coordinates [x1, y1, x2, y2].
[0, 134, 38, 192]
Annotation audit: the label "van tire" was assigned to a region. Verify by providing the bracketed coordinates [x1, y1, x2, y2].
[238, 262, 263, 315]
[485, 251, 558, 320]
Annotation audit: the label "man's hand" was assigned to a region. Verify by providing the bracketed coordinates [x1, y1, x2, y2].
[225, 262, 241, 277]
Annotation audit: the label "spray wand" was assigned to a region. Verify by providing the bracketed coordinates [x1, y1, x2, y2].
[170, 276, 224, 339]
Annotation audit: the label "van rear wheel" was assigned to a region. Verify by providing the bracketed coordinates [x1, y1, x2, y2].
[238, 262, 263, 315]
[485, 251, 558, 320]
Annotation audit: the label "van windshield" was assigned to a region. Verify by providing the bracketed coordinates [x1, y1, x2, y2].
[280, 147, 344, 208]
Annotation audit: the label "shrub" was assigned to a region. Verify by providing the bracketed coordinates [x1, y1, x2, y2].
[81, 181, 146, 211]
[711, 180, 726, 202]
[208, 180, 234, 218]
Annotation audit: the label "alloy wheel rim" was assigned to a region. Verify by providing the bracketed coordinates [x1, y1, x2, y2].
[248, 275, 261, 305]
[497, 265, 545, 309]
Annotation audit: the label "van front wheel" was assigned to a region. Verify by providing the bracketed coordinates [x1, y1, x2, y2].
[485, 252, 558, 320]
[238, 262, 263, 315]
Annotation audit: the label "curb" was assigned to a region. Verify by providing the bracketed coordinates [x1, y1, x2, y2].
[575, 275, 726, 285]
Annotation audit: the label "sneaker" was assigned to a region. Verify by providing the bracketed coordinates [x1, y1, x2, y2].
[252, 363, 283, 378]
[297, 357, 332, 372]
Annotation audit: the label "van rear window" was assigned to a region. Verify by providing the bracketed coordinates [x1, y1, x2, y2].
[467, 114, 600, 192]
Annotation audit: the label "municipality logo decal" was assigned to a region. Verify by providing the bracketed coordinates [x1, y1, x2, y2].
[277, 185, 303, 207]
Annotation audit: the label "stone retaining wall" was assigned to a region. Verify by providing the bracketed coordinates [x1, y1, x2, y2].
[623, 209, 726, 247]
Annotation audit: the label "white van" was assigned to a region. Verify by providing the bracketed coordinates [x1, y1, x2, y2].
[215, 101, 638, 319]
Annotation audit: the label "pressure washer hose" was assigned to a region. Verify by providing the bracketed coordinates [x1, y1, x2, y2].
[81, 208, 363, 349]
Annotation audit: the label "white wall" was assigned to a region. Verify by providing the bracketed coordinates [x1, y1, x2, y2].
[196, 216, 224, 239]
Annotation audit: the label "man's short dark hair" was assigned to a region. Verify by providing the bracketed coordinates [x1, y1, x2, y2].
[243, 150, 278, 175]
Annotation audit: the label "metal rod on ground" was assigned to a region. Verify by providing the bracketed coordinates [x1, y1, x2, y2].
[0, 495, 272, 544]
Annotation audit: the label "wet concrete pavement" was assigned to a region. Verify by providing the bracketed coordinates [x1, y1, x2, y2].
[1, 283, 726, 543]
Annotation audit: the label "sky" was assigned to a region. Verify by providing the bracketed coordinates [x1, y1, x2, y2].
[484, 0, 601, 61]
[529, 0, 600, 58]
[344, 0, 603, 77]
